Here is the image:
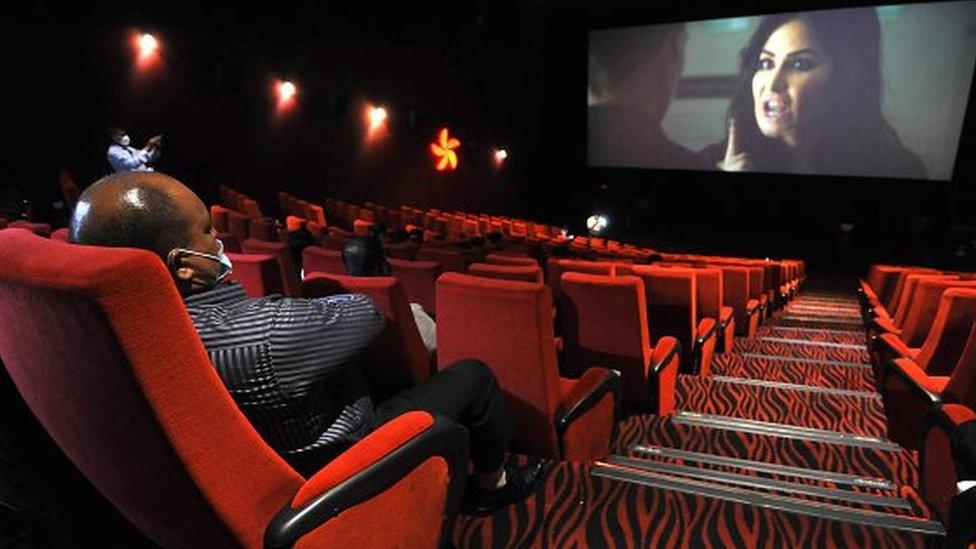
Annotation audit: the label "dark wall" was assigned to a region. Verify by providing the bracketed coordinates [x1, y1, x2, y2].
[14, 0, 976, 274]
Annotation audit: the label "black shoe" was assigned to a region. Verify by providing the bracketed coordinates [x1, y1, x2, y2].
[460, 457, 551, 516]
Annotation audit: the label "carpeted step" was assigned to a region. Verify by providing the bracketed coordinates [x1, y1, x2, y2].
[732, 338, 870, 365]
[675, 376, 886, 437]
[711, 353, 876, 392]
[755, 325, 866, 346]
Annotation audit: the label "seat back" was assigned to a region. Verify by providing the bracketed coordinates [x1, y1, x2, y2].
[746, 265, 765, 303]
[547, 259, 615, 299]
[916, 288, 976, 376]
[716, 265, 750, 332]
[210, 204, 230, 233]
[885, 267, 940, 313]
[559, 273, 650, 406]
[901, 280, 976, 346]
[302, 273, 431, 402]
[891, 274, 957, 326]
[226, 253, 285, 297]
[634, 266, 697, 373]
[241, 239, 302, 297]
[51, 227, 70, 242]
[302, 245, 346, 276]
[484, 253, 538, 267]
[436, 273, 562, 457]
[417, 248, 466, 273]
[468, 262, 544, 284]
[691, 266, 723, 322]
[225, 210, 250, 246]
[944, 317, 976, 406]
[388, 258, 440, 315]
[0, 229, 301, 547]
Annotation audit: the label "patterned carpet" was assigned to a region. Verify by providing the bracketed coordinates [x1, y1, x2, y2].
[452, 287, 938, 547]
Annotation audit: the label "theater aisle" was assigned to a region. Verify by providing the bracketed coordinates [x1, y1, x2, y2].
[452, 286, 945, 547]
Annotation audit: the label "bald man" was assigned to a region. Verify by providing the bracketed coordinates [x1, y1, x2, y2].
[69, 172, 546, 514]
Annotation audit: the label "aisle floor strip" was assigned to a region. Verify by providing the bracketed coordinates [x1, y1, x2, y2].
[710, 375, 879, 399]
[671, 411, 901, 451]
[590, 464, 944, 536]
[758, 336, 867, 350]
[740, 353, 871, 369]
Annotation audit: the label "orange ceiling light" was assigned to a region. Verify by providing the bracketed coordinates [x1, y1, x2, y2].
[430, 127, 460, 171]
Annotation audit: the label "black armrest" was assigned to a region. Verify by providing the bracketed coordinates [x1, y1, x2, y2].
[650, 339, 682, 376]
[886, 359, 942, 408]
[264, 415, 468, 549]
[695, 321, 717, 347]
[554, 369, 621, 435]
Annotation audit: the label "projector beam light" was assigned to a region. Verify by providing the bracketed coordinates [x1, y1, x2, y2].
[369, 107, 387, 131]
[493, 148, 508, 166]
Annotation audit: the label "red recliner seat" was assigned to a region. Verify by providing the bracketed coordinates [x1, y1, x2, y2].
[303, 273, 432, 402]
[0, 229, 468, 548]
[484, 253, 538, 267]
[546, 258, 615, 302]
[6, 221, 52, 236]
[920, 403, 975, 528]
[868, 276, 971, 352]
[633, 266, 717, 376]
[715, 265, 757, 341]
[416, 248, 466, 273]
[226, 252, 285, 297]
[225, 210, 250, 246]
[51, 227, 70, 242]
[692, 266, 729, 364]
[302, 245, 347, 276]
[436, 273, 620, 461]
[467, 262, 544, 284]
[241, 238, 302, 297]
[210, 204, 230, 233]
[558, 273, 681, 411]
[882, 304, 976, 449]
[388, 258, 440, 315]
[874, 288, 976, 384]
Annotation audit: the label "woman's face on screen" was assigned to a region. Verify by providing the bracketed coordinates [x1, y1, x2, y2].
[751, 18, 833, 147]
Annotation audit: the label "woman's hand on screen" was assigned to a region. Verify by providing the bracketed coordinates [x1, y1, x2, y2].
[717, 118, 753, 171]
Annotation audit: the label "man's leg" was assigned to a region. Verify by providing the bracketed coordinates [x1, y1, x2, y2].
[375, 358, 511, 474]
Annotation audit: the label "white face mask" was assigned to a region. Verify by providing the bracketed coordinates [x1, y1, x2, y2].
[170, 239, 234, 288]
[119, 135, 131, 147]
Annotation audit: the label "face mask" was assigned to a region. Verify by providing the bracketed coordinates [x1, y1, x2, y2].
[119, 135, 131, 147]
[170, 239, 234, 288]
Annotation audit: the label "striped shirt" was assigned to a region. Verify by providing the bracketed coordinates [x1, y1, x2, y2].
[183, 283, 385, 472]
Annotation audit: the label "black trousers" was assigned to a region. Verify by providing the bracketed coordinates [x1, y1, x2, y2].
[375, 359, 511, 473]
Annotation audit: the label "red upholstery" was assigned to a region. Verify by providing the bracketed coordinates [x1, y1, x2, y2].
[417, 247, 465, 273]
[51, 227, 70, 242]
[354, 219, 375, 235]
[302, 245, 346, 276]
[0, 229, 463, 548]
[226, 253, 285, 297]
[388, 258, 439, 315]
[547, 259, 615, 301]
[385, 242, 420, 261]
[717, 266, 749, 338]
[922, 404, 975, 523]
[558, 273, 680, 411]
[436, 273, 617, 460]
[890, 274, 958, 328]
[302, 273, 431, 401]
[468, 262, 544, 284]
[484, 253, 538, 267]
[746, 265, 766, 323]
[633, 266, 705, 375]
[241, 238, 302, 297]
[247, 219, 279, 242]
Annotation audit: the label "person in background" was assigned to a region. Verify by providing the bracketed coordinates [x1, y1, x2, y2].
[106, 127, 163, 173]
[342, 234, 437, 355]
[588, 23, 708, 170]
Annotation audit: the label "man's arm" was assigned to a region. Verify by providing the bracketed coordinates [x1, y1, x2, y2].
[107, 145, 149, 172]
[269, 293, 385, 390]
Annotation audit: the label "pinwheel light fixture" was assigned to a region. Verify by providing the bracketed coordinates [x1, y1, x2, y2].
[430, 127, 460, 172]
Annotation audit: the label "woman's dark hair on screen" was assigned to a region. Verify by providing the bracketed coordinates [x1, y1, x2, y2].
[725, 7, 925, 177]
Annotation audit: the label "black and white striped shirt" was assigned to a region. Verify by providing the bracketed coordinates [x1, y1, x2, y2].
[183, 283, 385, 472]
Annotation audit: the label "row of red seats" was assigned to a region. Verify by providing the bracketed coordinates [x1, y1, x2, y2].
[858, 265, 976, 527]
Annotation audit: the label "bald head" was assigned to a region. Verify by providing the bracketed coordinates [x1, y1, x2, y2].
[70, 172, 205, 260]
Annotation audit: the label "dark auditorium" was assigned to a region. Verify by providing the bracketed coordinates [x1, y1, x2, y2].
[6, 0, 976, 546]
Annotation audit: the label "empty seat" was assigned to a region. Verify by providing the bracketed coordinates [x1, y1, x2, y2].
[301, 246, 346, 276]
[546, 258, 615, 301]
[715, 264, 756, 342]
[558, 273, 681, 411]
[882, 299, 976, 449]
[436, 273, 620, 460]
[416, 247, 465, 273]
[6, 221, 52, 236]
[226, 252, 285, 297]
[302, 273, 431, 402]
[241, 239, 302, 297]
[225, 210, 250, 246]
[388, 258, 439, 315]
[0, 229, 467, 548]
[484, 253, 538, 267]
[467, 262, 543, 284]
[633, 266, 716, 376]
[920, 403, 975, 527]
